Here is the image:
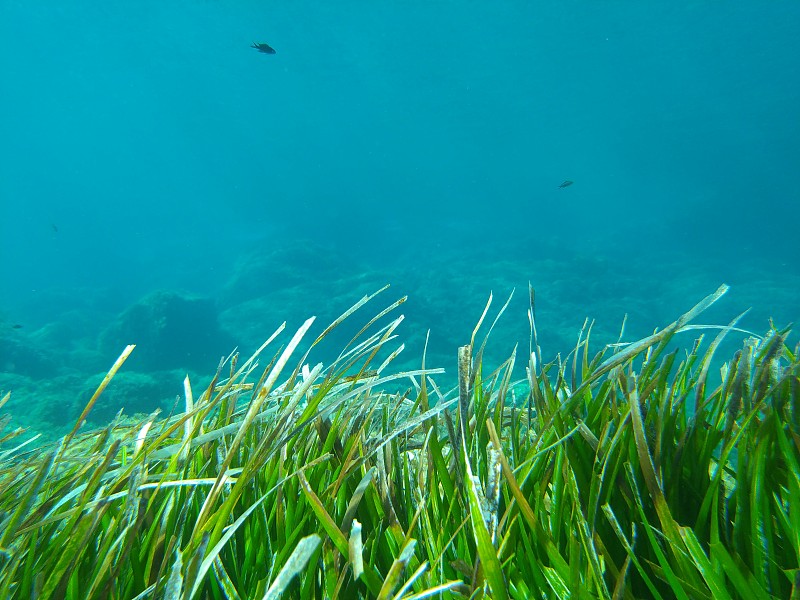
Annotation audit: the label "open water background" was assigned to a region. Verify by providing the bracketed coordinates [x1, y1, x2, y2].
[1, 1, 798, 433]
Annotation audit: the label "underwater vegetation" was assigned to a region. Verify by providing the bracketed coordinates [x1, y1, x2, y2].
[0, 284, 798, 598]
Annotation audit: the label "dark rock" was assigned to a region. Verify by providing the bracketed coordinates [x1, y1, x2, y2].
[100, 291, 235, 373]
[0, 332, 61, 379]
[77, 370, 178, 425]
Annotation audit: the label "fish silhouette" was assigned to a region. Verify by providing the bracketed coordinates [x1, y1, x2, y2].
[558, 180, 573, 188]
[251, 42, 276, 54]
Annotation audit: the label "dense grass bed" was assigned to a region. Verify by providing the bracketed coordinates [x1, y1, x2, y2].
[1, 285, 798, 599]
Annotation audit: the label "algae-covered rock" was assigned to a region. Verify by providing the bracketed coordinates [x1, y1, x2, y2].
[221, 241, 348, 304]
[0, 371, 85, 435]
[218, 241, 379, 358]
[100, 291, 235, 373]
[77, 370, 178, 425]
[0, 331, 61, 379]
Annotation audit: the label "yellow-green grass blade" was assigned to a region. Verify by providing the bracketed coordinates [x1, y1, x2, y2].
[602, 503, 665, 600]
[262, 534, 321, 600]
[61, 344, 136, 455]
[623, 462, 696, 599]
[0, 448, 55, 548]
[189, 492, 270, 599]
[297, 470, 349, 556]
[202, 317, 316, 547]
[486, 419, 570, 579]
[462, 436, 508, 600]
[376, 538, 417, 600]
[710, 540, 772, 600]
[679, 527, 732, 600]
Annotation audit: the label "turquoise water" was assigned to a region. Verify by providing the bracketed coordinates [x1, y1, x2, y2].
[1, 1, 798, 433]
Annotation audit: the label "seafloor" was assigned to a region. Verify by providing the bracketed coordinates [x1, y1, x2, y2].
[1, 236, 797, 440]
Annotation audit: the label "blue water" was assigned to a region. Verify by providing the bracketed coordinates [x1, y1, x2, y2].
[1, 1, 799, 432]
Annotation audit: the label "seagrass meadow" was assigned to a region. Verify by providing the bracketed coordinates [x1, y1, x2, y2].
[0, 284, 798, 599]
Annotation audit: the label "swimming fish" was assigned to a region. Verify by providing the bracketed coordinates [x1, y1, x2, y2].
[251, 42, 276, 54]
[11, 324, 22, 329]
[558, 180, 573, 188]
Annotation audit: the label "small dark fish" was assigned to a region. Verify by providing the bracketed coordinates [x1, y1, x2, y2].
[51, 224, 59, 233]
[558, 180, 573, 188]
[251, 42, 276, 54]
[11, 324, 23, 329]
